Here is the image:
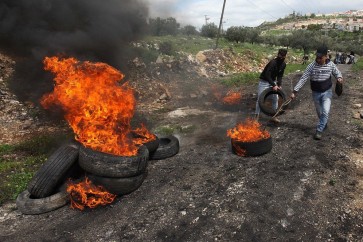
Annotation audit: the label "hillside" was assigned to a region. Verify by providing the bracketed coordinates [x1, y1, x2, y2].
[259, 10, 363, 31]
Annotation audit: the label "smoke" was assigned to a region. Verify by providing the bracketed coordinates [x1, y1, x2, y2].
[0, 0, 149, 103]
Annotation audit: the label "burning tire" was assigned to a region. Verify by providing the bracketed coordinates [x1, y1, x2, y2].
[79, 145, 149, 178]
[144, 136, 160, 153]
[16, 188, 69, 215]
[258, 88, 287, 116]
[87, 172, 147, 195]
[231, 136, 272, 157]
[27, 142, 80, 198]
[150, 135, 179, 160]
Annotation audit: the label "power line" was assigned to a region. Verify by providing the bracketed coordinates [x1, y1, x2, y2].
[280, 0, 295, 13]
[244, 0, 278, 20]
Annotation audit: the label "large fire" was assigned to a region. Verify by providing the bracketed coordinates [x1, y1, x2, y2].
[227, 118, 270, 142]
[41, 56, 154, 156]
[67, 177, 116, 210]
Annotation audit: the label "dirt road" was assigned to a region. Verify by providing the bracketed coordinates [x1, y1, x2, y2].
[1, 64, 363, 241]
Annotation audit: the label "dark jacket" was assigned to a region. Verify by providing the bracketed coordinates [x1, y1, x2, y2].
[259, 58, 286, 87]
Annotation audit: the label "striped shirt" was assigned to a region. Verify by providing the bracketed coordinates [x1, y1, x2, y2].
[294, 60, 342, 93]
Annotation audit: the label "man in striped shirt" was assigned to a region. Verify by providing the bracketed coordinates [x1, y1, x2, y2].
[290, 46, 343, 140]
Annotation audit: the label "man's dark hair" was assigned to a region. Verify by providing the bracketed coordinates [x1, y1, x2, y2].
[316, 46, 328, 55]
[278, 48, 288, 56]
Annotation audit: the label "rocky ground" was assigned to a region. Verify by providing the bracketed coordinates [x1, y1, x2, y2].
[1, 50, 363, 241]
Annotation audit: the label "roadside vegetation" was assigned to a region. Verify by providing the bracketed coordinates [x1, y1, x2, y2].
[352, 57, 363, 72]
[0, 133, 71, 205]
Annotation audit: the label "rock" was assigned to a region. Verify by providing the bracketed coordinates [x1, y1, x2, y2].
[353, 103, 362, 108]
[198, 67, 208, 77]
[353, 112, 361, 119]
[190, 93, 197, 98]
[159, 93, 168, 100]
[156, 56, 163, 64]
[200, 90, 208, 96]
[195, 51, 207, 63]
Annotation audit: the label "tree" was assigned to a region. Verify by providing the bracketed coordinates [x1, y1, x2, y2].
[181, 25, 198, 36]
[290, 30, 318, 54]
[148, 17, 180, 36]
[246, 27, 261, 44]
[200, 23, 219, 38]
[225, 26, 245, 43]
[307, 24, 323, 31]
[278, 34, 293, 49]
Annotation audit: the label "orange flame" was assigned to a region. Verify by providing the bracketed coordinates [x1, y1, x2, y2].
[231, 142, 247, 156]
[132, 123, 156, 145]
[227, 118, 270, 142]
[222, 91, 242, 105]
[41, 56, 141, 156]
[66, 177, 116, 210]
[211, 85, 242, 105]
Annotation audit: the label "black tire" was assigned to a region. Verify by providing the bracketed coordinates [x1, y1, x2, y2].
[231, 136, 272, 157]
[27, 142, 80, 198]
[131, 132, 160, 153]
[144, 136, 160, 153]
[258, 88, 287, 116]
[79, 145, 149, 178]
[87, 172, 147, 195]
[150, 135, 179, 160]
[16, 189, 69, 215]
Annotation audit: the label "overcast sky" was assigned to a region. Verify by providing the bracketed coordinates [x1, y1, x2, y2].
[146, 0, 363, 29]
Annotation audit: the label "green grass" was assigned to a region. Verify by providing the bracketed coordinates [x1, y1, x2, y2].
[285, 63, 308, 75]
[143, 35, 216, 54]
[352, 57, 363, 73]
[0, 132, 72, 205]
[154, 124, 197, 135]
[220, 72, 260, 87]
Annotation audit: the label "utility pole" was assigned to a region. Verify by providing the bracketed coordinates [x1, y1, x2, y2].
[215, 0, 227, 49]
[204, 15, 210, 25]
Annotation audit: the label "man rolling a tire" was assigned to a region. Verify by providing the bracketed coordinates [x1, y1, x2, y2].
[255, 48, 288, 123]
[290, 46, 343, 140]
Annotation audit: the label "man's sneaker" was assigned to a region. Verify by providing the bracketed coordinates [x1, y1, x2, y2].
[314, 131, 322, 140]
[270, 117, 280, 124]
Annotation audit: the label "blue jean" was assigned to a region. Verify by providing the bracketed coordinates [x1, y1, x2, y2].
[312, 89, 332, 132]
[255, 80, 278, 115]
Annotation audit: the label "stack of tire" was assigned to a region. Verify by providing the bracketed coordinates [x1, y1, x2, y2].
[16, 135, 180, 214]
[79, 135, 180, 195]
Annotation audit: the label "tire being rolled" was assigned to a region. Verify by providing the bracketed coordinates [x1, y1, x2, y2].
[79, 145, 149, 178]
[258, 88, 287, 116]
[87, 172, 147, 195]
[231, 136, 272, 157]
[16, 189, 69, 215]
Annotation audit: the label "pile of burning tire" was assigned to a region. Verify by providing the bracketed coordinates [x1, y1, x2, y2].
[16, 135, 179, 215]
